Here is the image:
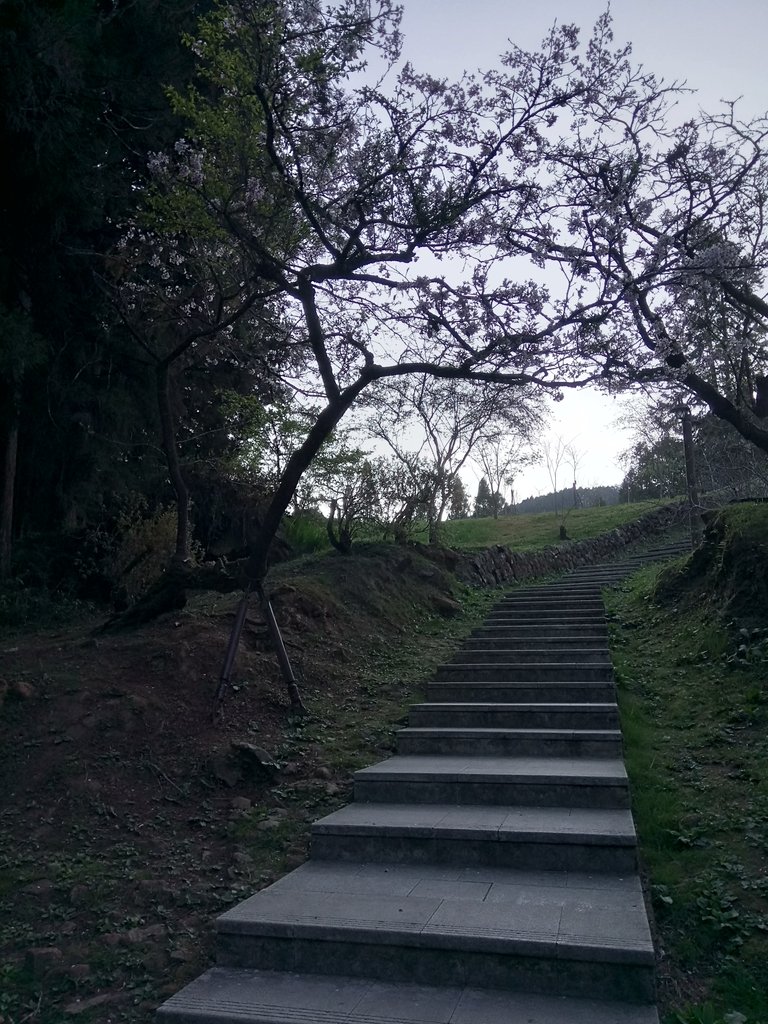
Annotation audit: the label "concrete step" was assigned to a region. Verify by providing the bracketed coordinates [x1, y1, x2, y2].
[537, 572, 627, 580]
[396, 727, 623, 758]
[408, 702, 620, 730]
[311, 803, 638, 873]
[214, 861, 655, 1003]
[157, 966, 659, 1023]
[426, 680, 617, 703]
[435, 662, 614, 682]
[467, 635, 610, 649]
[485, 611, 607, 622]
[472, 624, 609, 639]
[353, 755, 630, 808]
[499, 586, 605, 597]
[450, 647, 611, 664]
[495, 599, 606, 612]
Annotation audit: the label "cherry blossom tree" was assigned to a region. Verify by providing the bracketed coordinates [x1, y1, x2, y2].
[122, 0, 768, 708]
[130, 0, 626, 594]
[505, 28, 768, 449]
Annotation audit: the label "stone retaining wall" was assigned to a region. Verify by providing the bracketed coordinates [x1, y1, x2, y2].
[415, 503, 687, 588]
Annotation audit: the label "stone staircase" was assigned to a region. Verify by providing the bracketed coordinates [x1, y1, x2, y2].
[157, 540, 687, 1024]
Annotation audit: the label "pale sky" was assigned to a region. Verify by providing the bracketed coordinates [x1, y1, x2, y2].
[395, 0, 768, 496]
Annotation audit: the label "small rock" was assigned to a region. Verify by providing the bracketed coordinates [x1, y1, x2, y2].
[324, 782, 341, 796]
[231, 742, 281, 779]
[281, 761, 301, 776]
[64, 993, 125, 1016]
[136, 879, 166, 893]
[209, 753, 244, 788]
[141, 949, 168, 972]
[284, 852, 305, 870]
[21, 879, 55, 898]
[9, 679, 35, 700]
[169, 947, 196, 963]
[25, 947, 63, 977]
[232, 851, 252, 866]
[125, 923, 167, 944]
[67, 964, 91, 982]
[230, 797, 252, 811]
[69, 884, 91, 906]
[178, 913, 204, 931]
[432, 594, 462, 617]
[255, 818, 280, 832]
[315, 766, 332, 780]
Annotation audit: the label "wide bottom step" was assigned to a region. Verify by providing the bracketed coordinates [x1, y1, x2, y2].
[214, 862, 654, 1001]
[157, 967, 659, 1023]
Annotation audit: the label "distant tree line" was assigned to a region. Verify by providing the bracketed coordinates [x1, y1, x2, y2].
[515, 487, 620, 515]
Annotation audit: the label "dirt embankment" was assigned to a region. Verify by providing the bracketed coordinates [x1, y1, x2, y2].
[0, 543, 474, 1023]
[656, 503, 768, 628]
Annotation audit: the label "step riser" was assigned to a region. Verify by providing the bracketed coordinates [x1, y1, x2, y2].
[484, 614, 607, 624]
[554, 576, 625, 582]
[435, 665, 614, 682]
[469, 633, 609, 645]
[497, 591, 606, 600]
[450, 649, 611, 665]
[397, 732, 622, 758]
[408, 709, 620, 729]
[354, 779, 631, 808]
[216, 933, 655, 1004]
[310, 833, 638, 874]
[427, 684, 616, 702]
[472, 627, 609, 639]
[494, 603, 605, 613]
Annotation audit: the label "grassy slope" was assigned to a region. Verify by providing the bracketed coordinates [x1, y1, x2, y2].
[425, 499, 666, 550]
[282, 499, 667, 557]
[606, 504, 768, 1024]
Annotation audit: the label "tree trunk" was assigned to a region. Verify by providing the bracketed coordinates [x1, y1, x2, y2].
[245, 381, 367, 582]
[427, 501, 441, 544]
[216, 378, 371, 714]
[680, 407, 702, 549]
[0, 388, 19, 579]
[755, 376, 768, 419]
[156, 362, 190, 563]
[326, 499, 352, 554]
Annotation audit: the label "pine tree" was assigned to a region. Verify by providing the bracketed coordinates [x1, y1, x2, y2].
[449, 476, 470, 519]
[473, 477, 495, 518]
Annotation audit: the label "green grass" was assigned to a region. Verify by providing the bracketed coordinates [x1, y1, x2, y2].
[606, 563, 768, 1024]
[285, 499, 667, 558]
[421, 499, 665, 551]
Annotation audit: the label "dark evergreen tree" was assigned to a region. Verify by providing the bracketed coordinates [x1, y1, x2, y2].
[0, 0, 202, 577]
[473, 477, 495, 518]
[449, 476, 470, 520]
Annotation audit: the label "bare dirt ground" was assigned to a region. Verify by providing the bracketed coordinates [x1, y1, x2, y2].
[0, 548, 472, 1023]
